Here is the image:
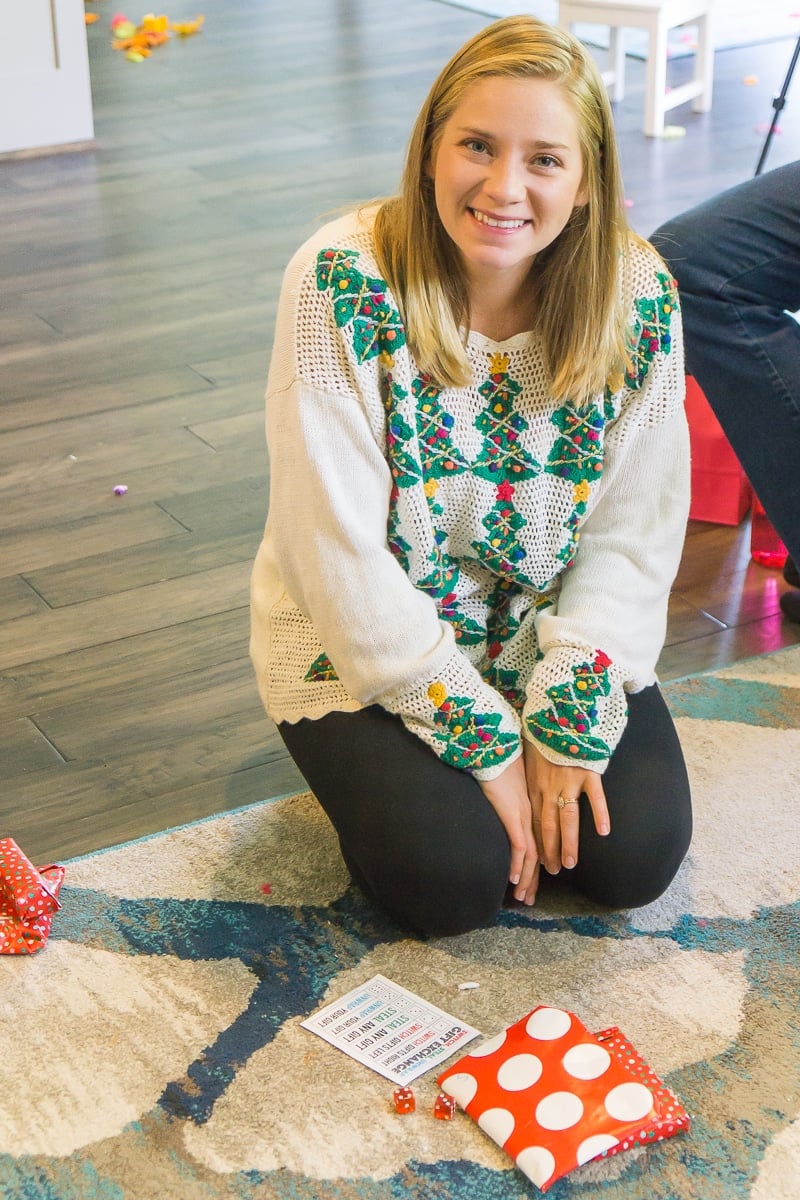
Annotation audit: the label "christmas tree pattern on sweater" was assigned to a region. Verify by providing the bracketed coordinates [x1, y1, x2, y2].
[471, 353, 540, 585]
[525, 650, 615, 761]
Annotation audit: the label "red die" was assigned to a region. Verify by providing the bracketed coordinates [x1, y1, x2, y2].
[433, 1092, 456, 1120]
[392, 1086, 415, 1114]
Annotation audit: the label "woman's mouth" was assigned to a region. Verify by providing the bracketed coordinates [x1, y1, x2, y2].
[469, 208, 529, 230]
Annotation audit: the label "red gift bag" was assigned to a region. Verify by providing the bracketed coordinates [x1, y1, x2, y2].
[0, 838, 65, 954]
[685, 376, 752, 525]
[438, 1006, 689, 1192]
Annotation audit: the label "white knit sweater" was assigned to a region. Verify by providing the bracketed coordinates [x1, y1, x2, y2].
[250, 209, 689, 781]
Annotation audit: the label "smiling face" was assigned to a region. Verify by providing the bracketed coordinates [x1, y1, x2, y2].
[430, 75, 588, 298]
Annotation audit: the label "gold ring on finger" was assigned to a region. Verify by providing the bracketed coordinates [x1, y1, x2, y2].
[557, 794, 579, 809]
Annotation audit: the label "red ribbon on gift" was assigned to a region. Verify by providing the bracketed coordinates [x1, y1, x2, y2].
[0, 838, 65, 954]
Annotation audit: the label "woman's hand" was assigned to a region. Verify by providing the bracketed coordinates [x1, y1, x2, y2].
[478, 754, 540, 905]
[523, 740, 610, 875]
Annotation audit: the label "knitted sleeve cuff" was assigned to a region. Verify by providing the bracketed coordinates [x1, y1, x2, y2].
[522, 645, 629, 773]
[382, 651, 522, 780]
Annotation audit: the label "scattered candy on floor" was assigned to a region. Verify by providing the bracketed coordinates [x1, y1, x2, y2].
[113, 484, 129, 495]
[85, 10, 205, 62]
[743, 75, 759, 86]
[661, 125, 687, 139]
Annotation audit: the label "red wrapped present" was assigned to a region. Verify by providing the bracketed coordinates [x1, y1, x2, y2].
[438, 1005, 689, 1192]
[685, 375, 752, 525]
[0, 838, 65, 954]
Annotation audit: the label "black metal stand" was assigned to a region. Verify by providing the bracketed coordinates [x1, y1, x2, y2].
[755, 34, 800, 176]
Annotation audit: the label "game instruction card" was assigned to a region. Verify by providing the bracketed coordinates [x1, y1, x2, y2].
[301, 973, 481, 1084]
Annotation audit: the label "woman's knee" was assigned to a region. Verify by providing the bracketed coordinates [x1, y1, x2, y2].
[572, 806, 692, 909]
[575, 853, 687, 910]
[569, 685, 693, 909]
[349, 821, 511, 938]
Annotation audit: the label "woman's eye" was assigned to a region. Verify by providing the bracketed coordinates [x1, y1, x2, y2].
[535, 154, 559, 169]
[465, 139, 489, 154]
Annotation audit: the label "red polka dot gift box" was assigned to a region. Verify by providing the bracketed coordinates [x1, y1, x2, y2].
[437, 1005, 690, 1192]
[0, 838, 66, 955]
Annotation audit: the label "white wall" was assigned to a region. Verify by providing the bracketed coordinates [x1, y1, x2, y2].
[0, 0, 94, 155]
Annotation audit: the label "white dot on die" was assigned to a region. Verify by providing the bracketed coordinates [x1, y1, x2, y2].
[497, 1053, 543, 1092]
[441, 1072, 478, 1107]
[577, 1133, 620, 1165]
[605, 1082, 654, 1122]
[478, 1106, 515, 1146]
[536, 1090, 584, 1130]
[526, 1007, 572, 1040]
[469, 1031, 508, 1058]
[516, 1145, 557, 1188]
[563, 1042, 612, 1081]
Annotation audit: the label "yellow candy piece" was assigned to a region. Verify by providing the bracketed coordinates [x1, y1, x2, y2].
[142, 13, 169, 32]
[661, 125, 687, 139]
[126, 49, 145, 61]
[171, 15, 205, 35]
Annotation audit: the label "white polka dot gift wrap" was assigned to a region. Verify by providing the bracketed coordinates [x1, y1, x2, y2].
[437, 1006, 689, 1192]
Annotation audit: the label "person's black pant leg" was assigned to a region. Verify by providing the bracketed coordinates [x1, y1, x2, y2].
[278, 685, 692, 934]
[570, 684, 692, 908]
[278, 706, 511, 937]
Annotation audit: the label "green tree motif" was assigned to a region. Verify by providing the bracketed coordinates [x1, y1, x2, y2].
[304, 652, 339, 683]
[412, 374, 469, 480]
[417, 533, 485, 647]
[545, 402, 608, 569]
[472, 480, 534, 584]
[316, 248, 405, 364]
[481, 664, 524, 710]
[546, 403, 605, 485]
[427, 682, 518, 770]
[484, 577, 522, 662]
[384, 379, 422, 489]
[387, 483, 413, 571]
[525, 651, 614, 762]
[624, 271, 677, 390]
[472, 352, 540, 483]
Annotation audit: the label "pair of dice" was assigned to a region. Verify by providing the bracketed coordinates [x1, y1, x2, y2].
[392, 1086, 456, 1119]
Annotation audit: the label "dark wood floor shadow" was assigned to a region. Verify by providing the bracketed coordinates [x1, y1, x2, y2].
[1, 0, 799, 861]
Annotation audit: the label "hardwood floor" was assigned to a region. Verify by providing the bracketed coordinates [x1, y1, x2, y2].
[2, 0, 799, 862]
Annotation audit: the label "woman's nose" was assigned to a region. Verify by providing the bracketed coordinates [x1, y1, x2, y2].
[485, 155, 526, 202]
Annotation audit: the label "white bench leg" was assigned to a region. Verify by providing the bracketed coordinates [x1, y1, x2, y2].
[644, 18, 669, 137]
[692, 12, 714, 112]
[608, 25, 626, 101]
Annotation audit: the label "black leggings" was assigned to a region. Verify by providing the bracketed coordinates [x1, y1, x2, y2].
[278, 684, 692, 937]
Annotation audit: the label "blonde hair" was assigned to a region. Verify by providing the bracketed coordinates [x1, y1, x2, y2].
[373, 16, 631, 402]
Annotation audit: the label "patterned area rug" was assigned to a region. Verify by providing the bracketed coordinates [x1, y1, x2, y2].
[2, 648, 799, 1200]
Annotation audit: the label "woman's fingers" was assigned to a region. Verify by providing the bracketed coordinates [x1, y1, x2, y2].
[478, 760, 539, 905]
[511, 816, 540, 903]
[585, 777, 611, 838]
[556, 793, 581, 869]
